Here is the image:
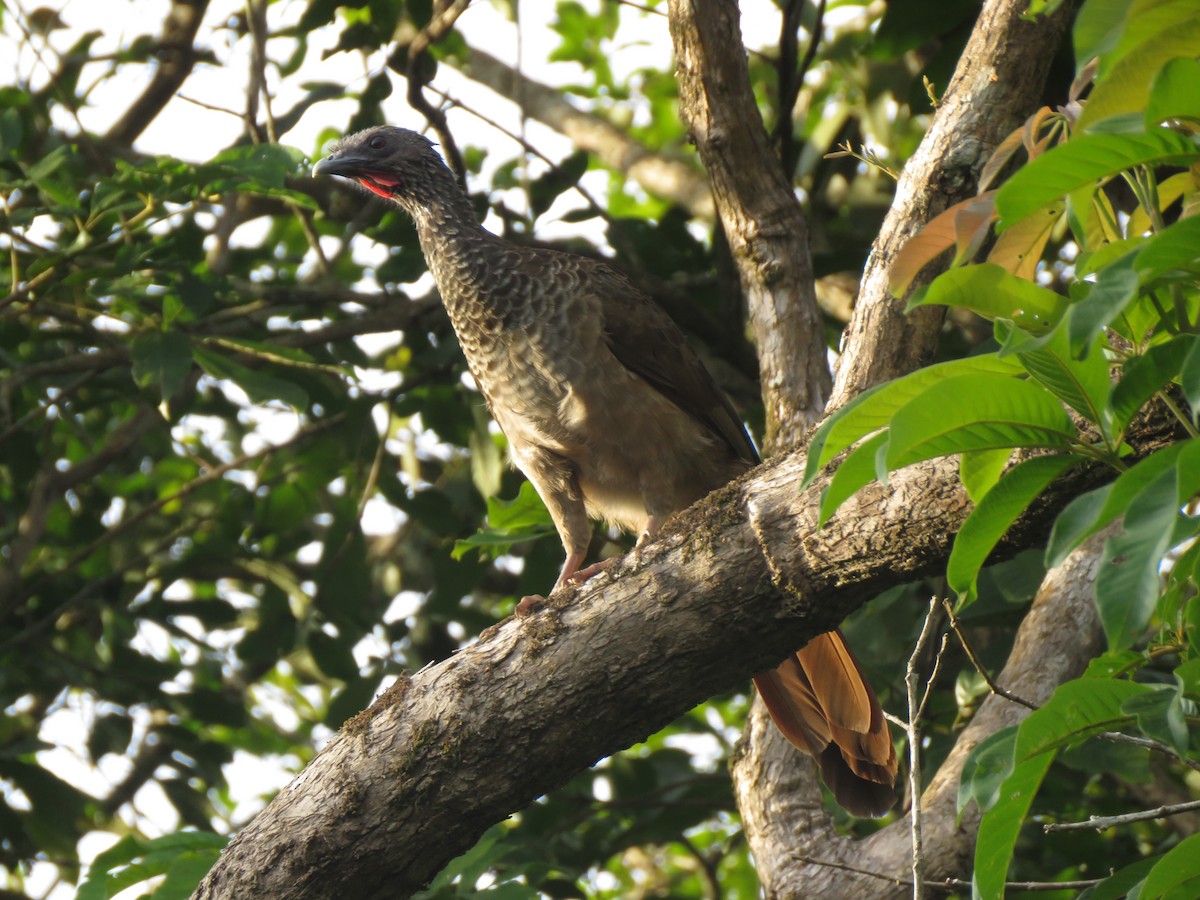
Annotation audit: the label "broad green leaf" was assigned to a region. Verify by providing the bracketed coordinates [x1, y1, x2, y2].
[972, 676, 1150, 898]
[886, 373, 1077, 469]
[972, 751, 1054, 899]
[995, 131, 1200, 228]
[907, 263, 1066, 332]
[1146, 57, 1200, 126]
[1122, 685, 1189, 759]
[1014, 319, 1111, 427]
[1106, 0, 1200, 71]
[1045, 441, 1188, 567]
[1067, 258, 1139, 356]
[131, 330, 193, 402]
[452, 482, 556, 560]
[957, 726, 1017, 816]
[209, 142, 306, 188]
[803, 353, 1025, 485]
[1016, 678, 1150, 762]
[818, 431, 889, 526]
[1072, 0, 1130, 73]
[1140, 832, 1200, 899]
[1096, 444, 1200, 648]
[1109, 335, 1198, 435]
[1183, 336, 1200, 421]
[1078, 857, 1158, 900]
[1078, 14, 1200, 131]
[959, 448, 1012, 503]
[949, 454, 1079, 609]
[1132, 214, 1200, 281]
[530, 150, 589, 218]
[192, 346, 309, 410]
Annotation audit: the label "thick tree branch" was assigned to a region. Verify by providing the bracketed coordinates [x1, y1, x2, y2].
[828, 0, 1073, 409]
[669, 0, 830, 448]
[105, 0, 211, 148]
[734, 526, 1111, 898]
[193, 411, 1175, 898]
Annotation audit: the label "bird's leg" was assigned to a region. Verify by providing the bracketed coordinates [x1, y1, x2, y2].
[514, 451, 592, 618]
[560, 513, 663, 585]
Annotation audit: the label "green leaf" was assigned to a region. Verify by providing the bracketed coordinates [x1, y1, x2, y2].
[1078, 13, 1200, 131]
[1068, 259, 1140, 356]
[1132, 214, 1200, 281]
[957, 725, 1017, 816]
[908, 263, 1067, 332]
[452, 482, 556, 561]
[131, 331, 193, 402]
[959, 448, 1012, 503]
[886, 373, 1078, 469]
[973, 751, 1054, 899]
[193, 346, 309, 410]
[1109, 335, 1198, 435]
[803, 354, 1025, 485]
[209, 142, 305, 188]
[1045, 441, 1188, 567]
[1078, 857, 1158, 900]
[975, 678, 1151, 898]
[1013, 318, 1111, 427]
[1141, 832, 1200, 899]
[1072, 0, 1130, 72]
[817, 431, 889, 526]
[1184, 336, 1200, 420]
[530, 150, 589, 219]
[1122, 685, 1189, 759]
[995, 131, 1200, 228]
[1147, 56, 1200, 126]
[949, 454, 1079, 609]
[1096, 442, 1200, 648]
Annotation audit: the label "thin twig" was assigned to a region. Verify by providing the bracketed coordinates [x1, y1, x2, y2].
[1044, 799, 1200, 833]
[793, 855, 1103, 893]
[943, 599, 1038, 710]
[944, 602, 1200, 773]
[405, 0, 474, 183]
[906, 596, 946, 900]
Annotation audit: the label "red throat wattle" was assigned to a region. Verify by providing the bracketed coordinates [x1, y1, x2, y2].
[356, 173, 399, 199]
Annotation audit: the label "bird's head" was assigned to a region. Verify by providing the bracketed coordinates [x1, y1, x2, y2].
[312, 126, 444, 201]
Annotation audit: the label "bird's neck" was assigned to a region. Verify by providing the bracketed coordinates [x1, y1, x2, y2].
[393, 168, 526, 326]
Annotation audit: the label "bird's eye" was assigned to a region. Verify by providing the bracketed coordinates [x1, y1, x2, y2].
[368, 136, 386, 151]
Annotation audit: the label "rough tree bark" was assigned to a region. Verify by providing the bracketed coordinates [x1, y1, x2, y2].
[669, 0, 831, 448]
[828, 0, 1074, 409]
[734, 528, 1110, 898]
[665, 0, 1074, 892]
[192, 409, 1177, 898]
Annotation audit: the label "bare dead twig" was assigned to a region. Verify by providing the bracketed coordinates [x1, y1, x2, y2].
[404, 0, 473, 183]
[1044, 799, 1200, 834]
[905, 597, 947, 900]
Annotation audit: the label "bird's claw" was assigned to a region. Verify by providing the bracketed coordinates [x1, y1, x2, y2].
[515, 594, 547, 618]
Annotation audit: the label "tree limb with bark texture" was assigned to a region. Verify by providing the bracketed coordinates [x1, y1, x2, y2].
[192, 403, 1178, 897]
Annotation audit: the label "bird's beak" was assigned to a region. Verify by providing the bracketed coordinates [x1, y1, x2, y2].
[312, 154, 369, 178]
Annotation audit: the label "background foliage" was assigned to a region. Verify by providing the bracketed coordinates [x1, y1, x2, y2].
[0, 0, 1196, 897]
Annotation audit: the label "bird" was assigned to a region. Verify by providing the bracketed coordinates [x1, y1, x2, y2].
[313, 125, 897, 816]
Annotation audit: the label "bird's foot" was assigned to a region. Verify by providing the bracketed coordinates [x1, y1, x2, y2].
[564, 556, 616, 584]
[515, 594, 547, 618]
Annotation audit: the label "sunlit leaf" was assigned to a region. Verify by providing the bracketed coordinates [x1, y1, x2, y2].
[907, 263, 1067, 331]
[803, 354, 1026, 485]
[995, 131, 1200, 227]
[949, 454, 1079, 608]
[886, 373, 1077, 469]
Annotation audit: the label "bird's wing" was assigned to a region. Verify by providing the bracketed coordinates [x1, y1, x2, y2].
[583, 261, 760, 466]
